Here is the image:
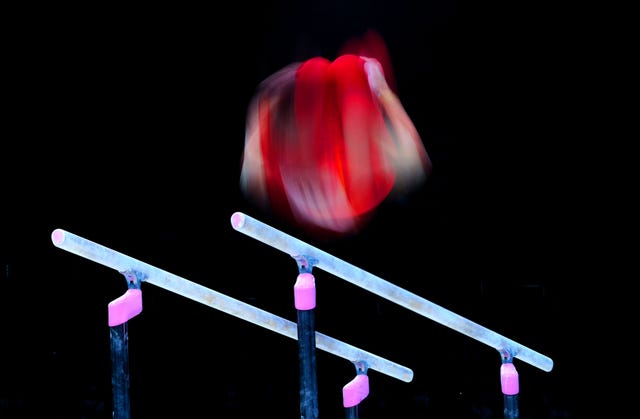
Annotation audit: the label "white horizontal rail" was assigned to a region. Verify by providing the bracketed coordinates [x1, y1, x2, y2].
[230, 212, 553, 372]
[51, 228, 414, 383]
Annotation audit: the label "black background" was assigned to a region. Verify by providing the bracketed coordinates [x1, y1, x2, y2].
[2, 1, 607, 418]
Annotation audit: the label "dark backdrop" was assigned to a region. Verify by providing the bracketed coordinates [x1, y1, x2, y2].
[3, 1, 601, 417]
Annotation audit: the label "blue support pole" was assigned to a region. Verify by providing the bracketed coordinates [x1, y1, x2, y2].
[294, 256, 319, 419]
[108, 270, 144, 419]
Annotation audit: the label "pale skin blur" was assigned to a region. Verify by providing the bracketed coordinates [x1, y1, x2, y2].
[363, 57, 431, 196]
[240, 63, 300, 210]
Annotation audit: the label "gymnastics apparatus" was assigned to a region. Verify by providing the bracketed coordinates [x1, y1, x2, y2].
[51, 212, 552, 418]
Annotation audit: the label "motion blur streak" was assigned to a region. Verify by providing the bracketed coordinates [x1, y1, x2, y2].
[240, 30, 431, 238]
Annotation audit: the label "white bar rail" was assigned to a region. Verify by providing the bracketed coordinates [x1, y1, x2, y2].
[230, 212, 553, 372]
[51, 228, 414, 383]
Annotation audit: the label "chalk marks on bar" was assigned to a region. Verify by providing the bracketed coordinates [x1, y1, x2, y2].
[230, 212, 553, 373]
[51, 228, 414, 383]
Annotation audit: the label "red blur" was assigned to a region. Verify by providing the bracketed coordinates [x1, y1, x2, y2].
[240, 30, 431, 239]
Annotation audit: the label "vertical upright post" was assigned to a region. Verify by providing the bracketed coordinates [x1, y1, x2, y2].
[108, 270, 144, 419]
[500, 351, 519, 419]
[294, 256, 319, 419]
[110, 322, 130, 419]
[343, 361, 369, 419]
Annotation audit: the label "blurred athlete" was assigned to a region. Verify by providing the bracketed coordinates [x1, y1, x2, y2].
[240, 30, 431, 238]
